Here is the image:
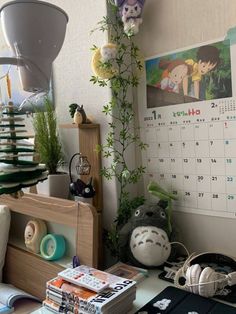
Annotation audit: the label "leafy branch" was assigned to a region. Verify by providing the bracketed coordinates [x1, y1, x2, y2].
[91, 2, 147, 256]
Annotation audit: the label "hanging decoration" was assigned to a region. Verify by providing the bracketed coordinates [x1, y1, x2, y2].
[115, 0, 146, 36]
[91, 43, 118, 79]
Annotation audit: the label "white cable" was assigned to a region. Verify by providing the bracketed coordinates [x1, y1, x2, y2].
[169, 241, 190, 257]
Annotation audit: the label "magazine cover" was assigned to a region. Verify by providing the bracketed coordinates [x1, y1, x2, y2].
[0, 303, 13, 314]
[0, 283, 38, 307]
[72, 265, 132, 285]
[106, 262, 148, 283]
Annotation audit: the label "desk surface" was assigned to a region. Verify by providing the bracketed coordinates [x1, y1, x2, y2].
[30, 269, 236, 314]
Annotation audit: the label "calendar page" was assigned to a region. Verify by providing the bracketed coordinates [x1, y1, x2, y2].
[138, 36, 236, 218]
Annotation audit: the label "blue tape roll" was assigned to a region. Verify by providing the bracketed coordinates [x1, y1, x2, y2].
[40, 234, 66, 261]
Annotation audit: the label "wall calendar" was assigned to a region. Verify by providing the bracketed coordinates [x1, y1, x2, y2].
[138, 34, 236, 218]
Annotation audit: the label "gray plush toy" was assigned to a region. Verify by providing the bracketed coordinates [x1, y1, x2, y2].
[118, 200, 172, 268]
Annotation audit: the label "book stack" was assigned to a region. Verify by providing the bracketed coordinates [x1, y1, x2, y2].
[43, 265, 136, 314]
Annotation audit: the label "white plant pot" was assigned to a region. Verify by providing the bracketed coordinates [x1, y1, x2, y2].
[36, 173, 70, 199]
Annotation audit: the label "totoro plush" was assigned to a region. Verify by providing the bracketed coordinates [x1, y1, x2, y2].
[118, 201, 172, 267]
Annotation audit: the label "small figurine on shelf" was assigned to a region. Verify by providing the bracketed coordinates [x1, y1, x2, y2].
[73, 105, 91, 125]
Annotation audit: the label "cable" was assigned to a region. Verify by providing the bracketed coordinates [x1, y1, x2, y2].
[169, 241, 190, 257]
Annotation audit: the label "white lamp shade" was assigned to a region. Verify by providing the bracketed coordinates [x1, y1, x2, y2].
[0, 0, 68, 92]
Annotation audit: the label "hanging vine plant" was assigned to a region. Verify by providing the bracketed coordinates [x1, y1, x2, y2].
[91, 1, 147, 257]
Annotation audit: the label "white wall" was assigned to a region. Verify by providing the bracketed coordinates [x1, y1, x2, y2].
[0, 0, 119, 230]
[136, 0, 236, 257]
[2, 0, 236, 258]
[48, 0, 118, 229]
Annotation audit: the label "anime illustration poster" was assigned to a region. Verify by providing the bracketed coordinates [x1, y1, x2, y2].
[145, 40, 232, 108]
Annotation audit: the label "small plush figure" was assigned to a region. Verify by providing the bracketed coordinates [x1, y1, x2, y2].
[24, 219, 47, 253]
[116, 0, 145, 35]
[118, 201, 171, 267]
[91, 43, 118, 79]
[100, 43, 117, 63]
[73, 105, 91, 124]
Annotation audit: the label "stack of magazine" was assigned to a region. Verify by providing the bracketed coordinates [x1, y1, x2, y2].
[43, 265, 136, 314]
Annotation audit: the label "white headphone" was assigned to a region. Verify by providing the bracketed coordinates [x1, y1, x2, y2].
[174, 252, 236, 298]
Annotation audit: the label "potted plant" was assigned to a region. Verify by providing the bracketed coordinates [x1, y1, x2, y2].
[33, 97, 70, 199]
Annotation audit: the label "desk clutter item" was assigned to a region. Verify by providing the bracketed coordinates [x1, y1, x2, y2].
[135, 286, 236, 314]
[58, 268, 109, 292]
[0, 283, 38, 314]
[24, 219, 47, 254]
[43, 265, 136, 313]
[106, 261, 149, 283]
[24, 219, 66, 261]
[40, 234, 66, 261]
[159, 253, 236, 304]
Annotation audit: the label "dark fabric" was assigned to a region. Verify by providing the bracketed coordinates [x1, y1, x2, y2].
[135, 286, 236, 314]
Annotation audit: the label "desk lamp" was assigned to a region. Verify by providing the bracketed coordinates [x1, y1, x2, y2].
[0, 0, 68, 197]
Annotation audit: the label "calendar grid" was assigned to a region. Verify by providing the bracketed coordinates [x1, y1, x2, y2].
[142, 108, 236, 217]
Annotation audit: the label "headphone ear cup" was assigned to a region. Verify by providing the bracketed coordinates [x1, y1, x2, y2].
[186, 264, 201, 294]
[198, 267, 218, 297]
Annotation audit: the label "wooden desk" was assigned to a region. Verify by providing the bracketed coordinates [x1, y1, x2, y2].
[130, 270, 172, 312]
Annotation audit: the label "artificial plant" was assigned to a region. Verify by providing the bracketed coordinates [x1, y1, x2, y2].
[91, 1, 147, 256]
[69, 103, 78, 119]
[33, 98, 63, 175]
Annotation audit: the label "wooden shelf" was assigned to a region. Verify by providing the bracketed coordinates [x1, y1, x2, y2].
[60, 123, 100, 129]
[8, 236, 72, 268]
[2, 193, 101, 300]
[1, 193, 99, 267]
[60, 123, 103, 212]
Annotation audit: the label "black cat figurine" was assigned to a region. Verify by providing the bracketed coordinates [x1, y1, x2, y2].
[70, 177, 95, 198]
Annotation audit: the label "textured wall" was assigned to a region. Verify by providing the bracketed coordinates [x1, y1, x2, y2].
[136, 0, 236, 257]
[48, 1, 118, 229]
[1, 0, 236, 256]
[0, 0, 118, 229]
[137, 0, 236, 55]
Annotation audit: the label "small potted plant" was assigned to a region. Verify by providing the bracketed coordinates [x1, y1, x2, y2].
[33, 97, 70, 198]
